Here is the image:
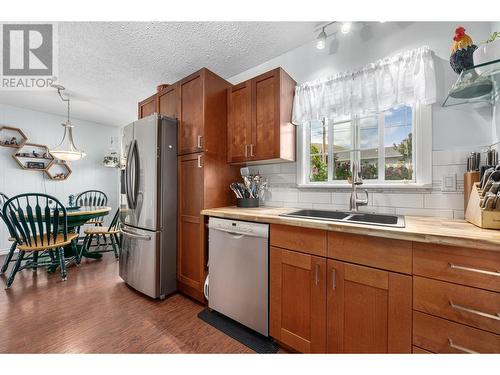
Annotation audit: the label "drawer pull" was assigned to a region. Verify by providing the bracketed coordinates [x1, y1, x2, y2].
[448, 338, 478, 354]
[449, 263, 500, 277]
[449, 301, 500, 321]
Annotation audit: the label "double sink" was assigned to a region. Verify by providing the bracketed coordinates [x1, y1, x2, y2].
[281, 209, 405, 228]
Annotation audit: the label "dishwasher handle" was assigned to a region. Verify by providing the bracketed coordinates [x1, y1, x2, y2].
[210, 226, 268, 239]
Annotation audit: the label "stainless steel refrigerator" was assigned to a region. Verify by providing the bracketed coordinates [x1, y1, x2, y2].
[119, 113, 177, 299]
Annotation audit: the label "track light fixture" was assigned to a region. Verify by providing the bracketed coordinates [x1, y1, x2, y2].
[316, 27, 327, 50]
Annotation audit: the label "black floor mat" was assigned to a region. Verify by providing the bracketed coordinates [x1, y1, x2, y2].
[198, 309, 279, 354]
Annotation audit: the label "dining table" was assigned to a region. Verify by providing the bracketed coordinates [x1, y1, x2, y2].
[45, 205, 112, 272]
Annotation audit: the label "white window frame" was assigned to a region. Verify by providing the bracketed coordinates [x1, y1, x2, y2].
[296, 103, 432, 189]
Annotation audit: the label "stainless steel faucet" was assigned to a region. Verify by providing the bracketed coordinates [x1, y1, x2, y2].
[349, 159, 369, 211]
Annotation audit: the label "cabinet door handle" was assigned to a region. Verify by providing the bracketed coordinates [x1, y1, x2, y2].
[448, 338, 478, 354]
[449, 263, 500, 277]
[314, 264, 320, 285]
[197, 135, 203, 149]
[250, 144, 255, 157]
[245, 144, 249, 158]
[197, 154, 203, 168]
[449, 301, 500, 321]
[332, 267, 337, 290]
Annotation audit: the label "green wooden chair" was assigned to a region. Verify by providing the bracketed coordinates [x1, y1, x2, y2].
[2, 193, 79, 288]
[0, 193, 19, 275]
[75, 190, 108, 226]
[75, 190, 108, 246]
[80, 208, 121, 259]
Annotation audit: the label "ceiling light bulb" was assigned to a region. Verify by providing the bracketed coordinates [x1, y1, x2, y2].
[316, 28, 327, 50]
[341, 22, 352, 34]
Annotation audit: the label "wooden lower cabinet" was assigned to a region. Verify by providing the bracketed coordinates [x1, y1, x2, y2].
[269, 247, 326, 353]
[413, 311, 500, 353]
[326, 260, 412, 353]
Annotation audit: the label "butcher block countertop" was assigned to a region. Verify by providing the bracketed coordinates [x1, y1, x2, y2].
[201, 206, 500, 252]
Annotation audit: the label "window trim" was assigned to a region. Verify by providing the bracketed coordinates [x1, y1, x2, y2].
[296, 103, 432, 190]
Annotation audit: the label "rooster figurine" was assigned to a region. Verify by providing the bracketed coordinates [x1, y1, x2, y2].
[450, 27, 477, 74]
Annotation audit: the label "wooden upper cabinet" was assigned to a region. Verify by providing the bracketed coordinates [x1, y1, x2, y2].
[138, 93, 158, 119]
[178, 68, 230, 156]
[179, 71, 204, 154]
[227, 81, 252, 163]
[158, 83, 178, 119]
[327, 260, 412, 353]
[227, 67, 296, 164]
[270, 246, 326, 353]
[253, 69, 279, 161]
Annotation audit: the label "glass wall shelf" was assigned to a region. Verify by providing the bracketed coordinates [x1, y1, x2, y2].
[442, 58, 500, 107]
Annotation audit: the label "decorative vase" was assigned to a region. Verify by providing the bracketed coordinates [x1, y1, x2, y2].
[473, 41, 500, 75]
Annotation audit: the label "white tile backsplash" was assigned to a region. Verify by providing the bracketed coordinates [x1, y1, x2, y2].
[424, 193, 464, 210]
[251, 147, 491, 219]
[371, 193, 424, 208]
[298, 191, 331, 204]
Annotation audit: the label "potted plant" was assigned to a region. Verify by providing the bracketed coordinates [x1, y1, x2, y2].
[474, 31, 500, 75]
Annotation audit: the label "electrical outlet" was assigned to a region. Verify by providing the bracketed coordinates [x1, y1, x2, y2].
[441, 174, 457, 192]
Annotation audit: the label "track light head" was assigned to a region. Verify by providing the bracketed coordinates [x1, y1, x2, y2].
[316, 27, 327, 50]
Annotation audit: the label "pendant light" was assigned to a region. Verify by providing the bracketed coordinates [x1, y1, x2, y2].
[50, 84, 86, 161]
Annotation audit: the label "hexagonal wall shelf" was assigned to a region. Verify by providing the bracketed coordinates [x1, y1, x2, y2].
[0, 126, 28, 148]
[12, 143, 54, 171]
[45, 160, 72, 181]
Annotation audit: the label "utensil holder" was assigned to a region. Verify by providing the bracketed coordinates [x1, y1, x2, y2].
[465, 183, 500, 229]
[236, 198, 260, 208]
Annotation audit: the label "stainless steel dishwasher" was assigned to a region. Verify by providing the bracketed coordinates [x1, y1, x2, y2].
[208, 217, 269, 336]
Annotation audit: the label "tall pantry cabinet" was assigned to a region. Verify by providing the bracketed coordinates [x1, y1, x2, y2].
[139, 68, 239, 303]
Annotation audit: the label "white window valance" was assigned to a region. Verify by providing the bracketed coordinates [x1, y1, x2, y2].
[292, 46, 437, 125]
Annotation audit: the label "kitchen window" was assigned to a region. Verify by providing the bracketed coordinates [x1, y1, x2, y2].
[298, 103, 432, 188]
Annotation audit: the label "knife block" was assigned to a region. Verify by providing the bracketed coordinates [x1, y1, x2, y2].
[465, 183, 500, 229]
[464, 171, 480, 211]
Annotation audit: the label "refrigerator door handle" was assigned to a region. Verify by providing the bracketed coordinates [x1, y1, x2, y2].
[124, 140, 134, 209]
[119, 225, 151, 241]
[132, 140, 140, 208]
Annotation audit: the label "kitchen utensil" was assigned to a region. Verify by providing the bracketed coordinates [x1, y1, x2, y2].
[480, 192, 494, 208]
[240, 167, 250, 177]
[480, 167, 494, 189]
[242, 175, 254, 198]
[489, 170, 500, 182]
[488, 181, 500, 195]
[467, 152, 481, 172]
[230, 183, 243, 198]
[485, 149, 498, 166]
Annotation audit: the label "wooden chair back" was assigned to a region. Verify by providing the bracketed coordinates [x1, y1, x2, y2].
[75, 190, 107, 207]
[2, 193, 68, 248]
[108, 208, 120, 231]
[0, 192, 16, 238]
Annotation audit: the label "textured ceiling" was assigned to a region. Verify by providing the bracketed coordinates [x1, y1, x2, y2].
[0, 22, 318, 127]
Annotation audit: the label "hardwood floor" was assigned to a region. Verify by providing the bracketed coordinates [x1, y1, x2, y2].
[0, 254, 254, 353]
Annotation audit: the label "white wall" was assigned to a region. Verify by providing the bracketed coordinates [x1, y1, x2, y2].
[0, 103, 120, 252]
[229, 22, 497, 218]
[492, 23, 500, 145]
